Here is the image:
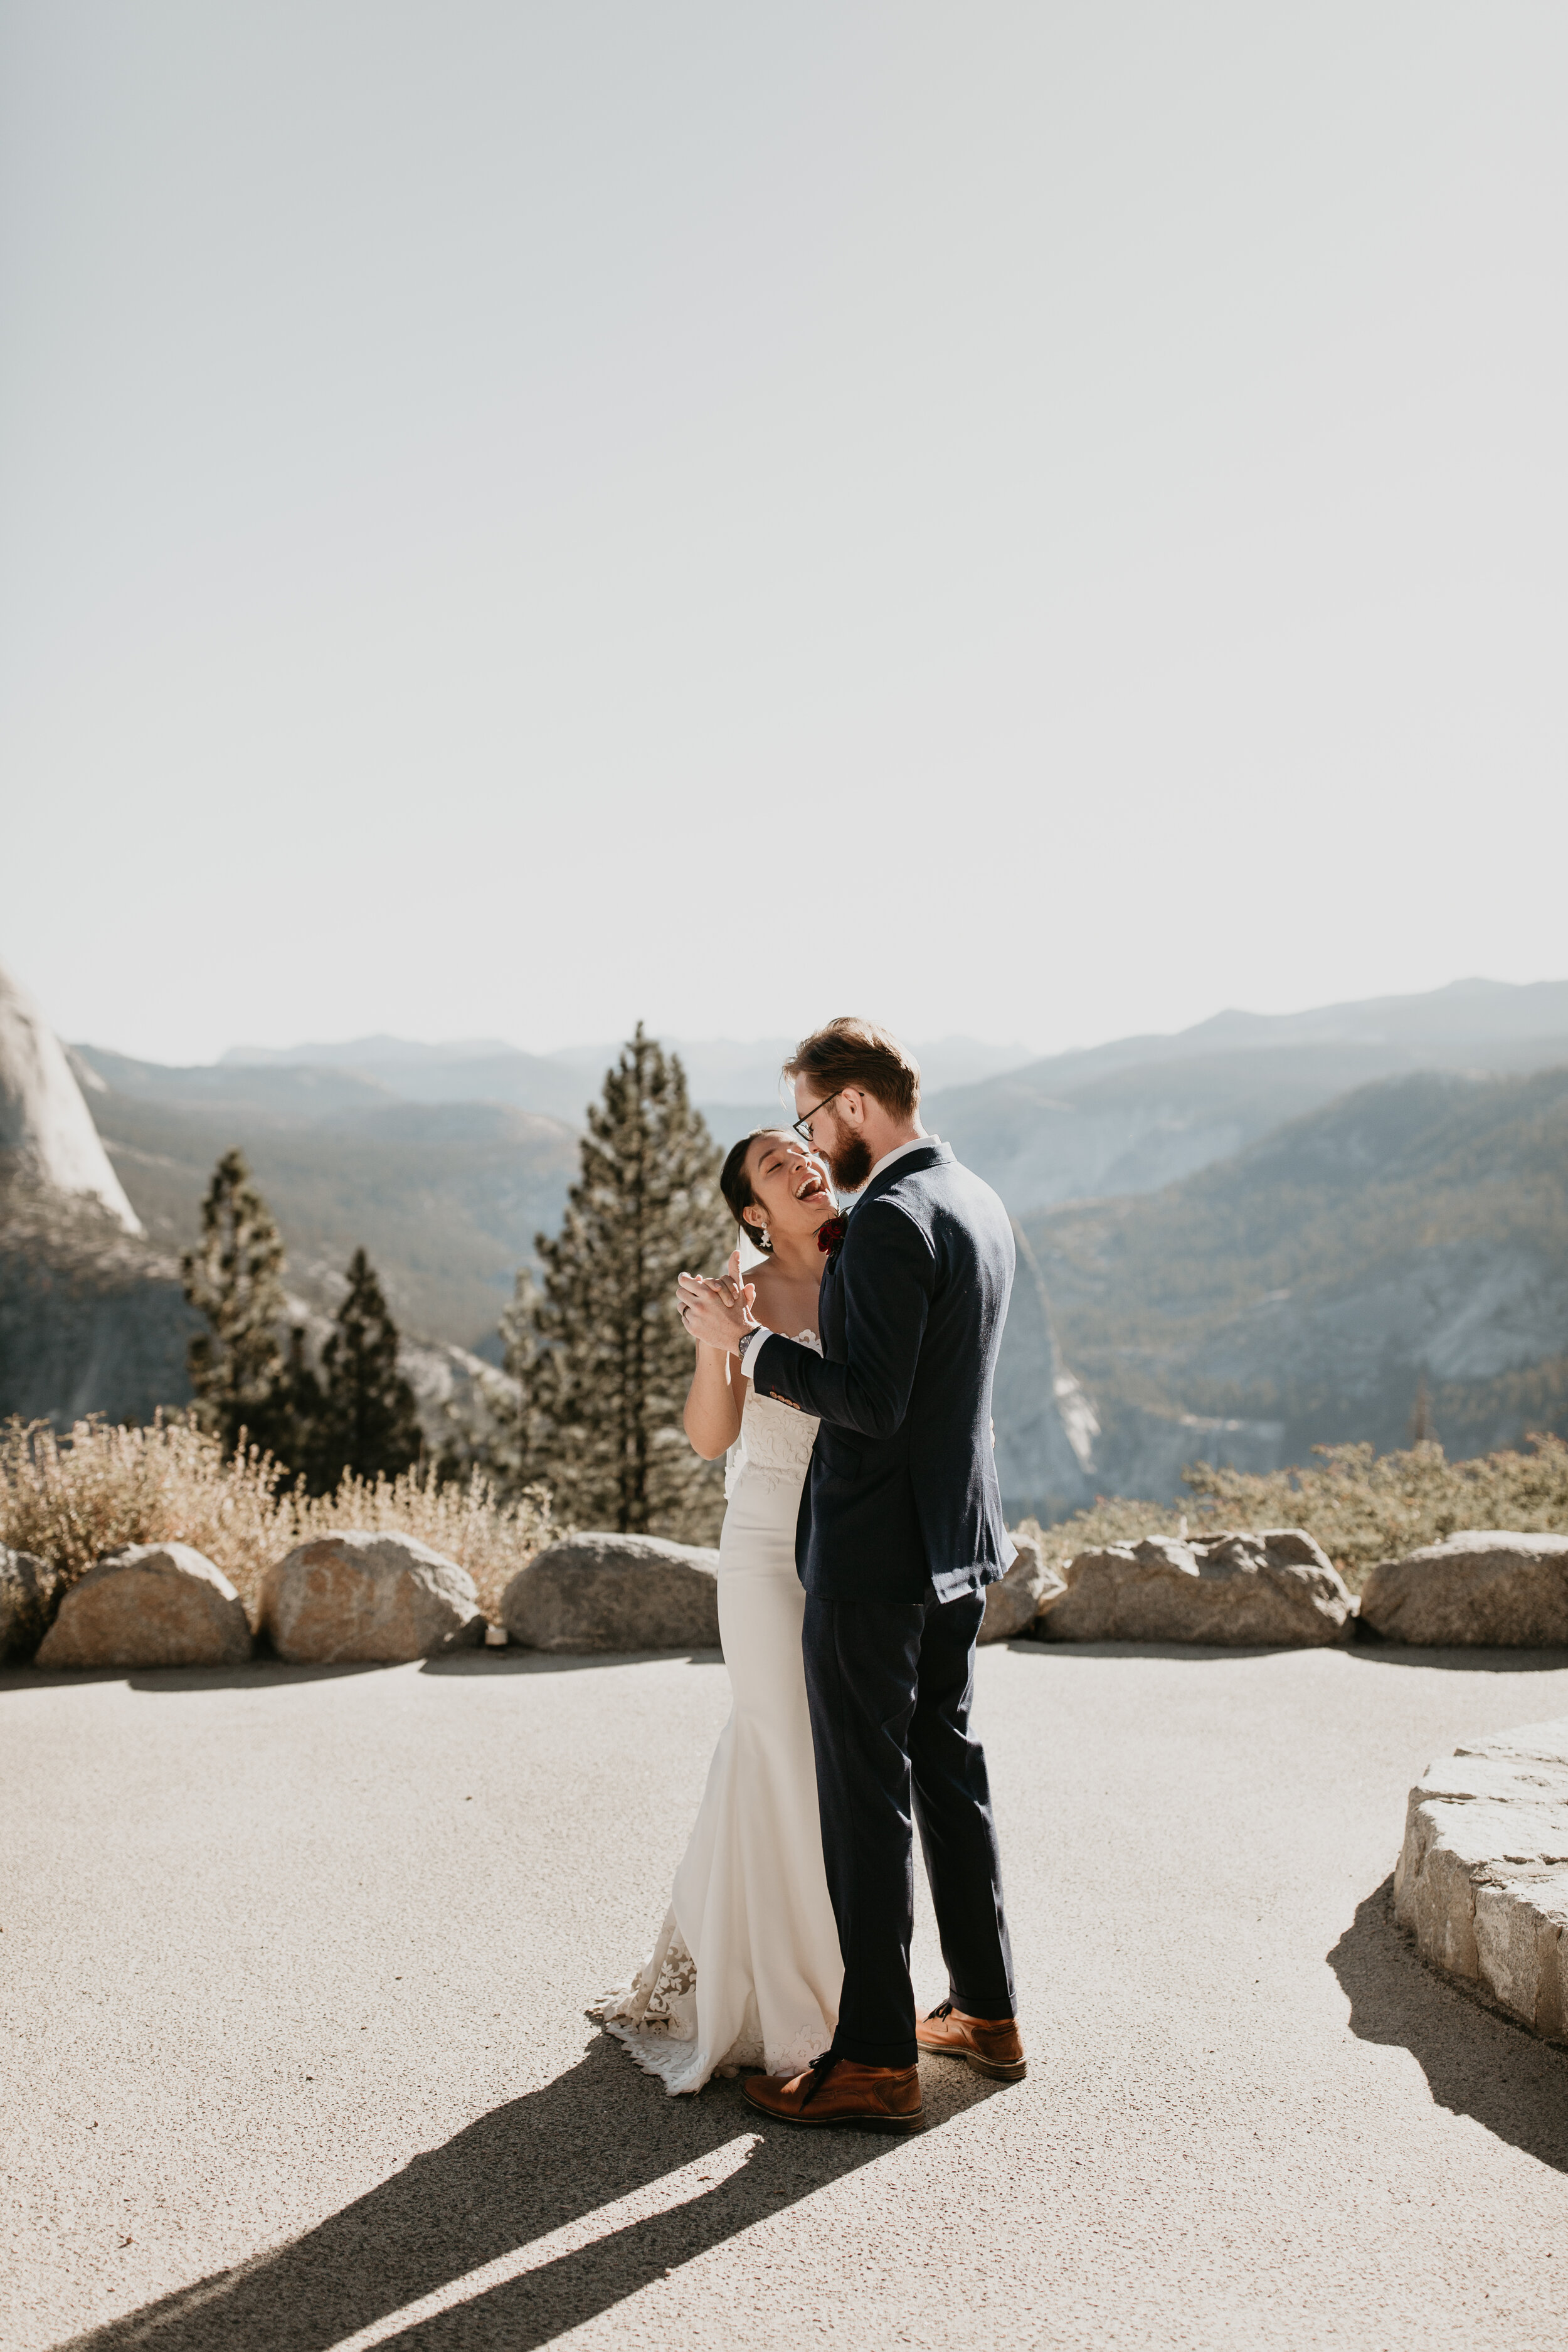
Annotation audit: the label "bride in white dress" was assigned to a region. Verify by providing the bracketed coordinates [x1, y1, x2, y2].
[592, 1129, 844, 2093]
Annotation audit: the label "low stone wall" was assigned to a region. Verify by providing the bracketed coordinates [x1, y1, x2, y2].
[1362, 1531, 1568, 1646]
[1394, 1717, 1568, 2043]
[502, 1532, 720, 1653]
[13, 1520, 1566, 1666]
[36, 1544, 250, 1670]
[262, 1532, 484, 1663]
[978, 1535, 1065, 1643]
[1036, 1528, 1354, 1646]
[22, 1531, 482, 1668]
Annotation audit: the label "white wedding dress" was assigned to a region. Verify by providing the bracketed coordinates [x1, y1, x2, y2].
[591, 1333, 843, 2093]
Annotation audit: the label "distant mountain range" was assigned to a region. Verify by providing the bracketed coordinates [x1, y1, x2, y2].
[931, 977, 1568, 1216]
[205, 1030, 1037, 1129]
[81, 980, 1568, 1219]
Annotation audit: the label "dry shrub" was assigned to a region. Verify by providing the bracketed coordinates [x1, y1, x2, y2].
[1181, 1434, 1568, 1590]
[0, 1414, 553, 1631]
[1012, 1496, 1184, 1572]
[286, 1467, 552, 1625]
[1019, 1433, 1568, 1594]
[0, 1415, 290, 1619]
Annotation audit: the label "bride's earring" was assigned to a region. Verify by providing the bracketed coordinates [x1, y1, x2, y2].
[758, 1227, 770, 1250]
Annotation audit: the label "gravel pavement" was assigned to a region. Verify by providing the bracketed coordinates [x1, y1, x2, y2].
[4, 1641, 1568, 2351]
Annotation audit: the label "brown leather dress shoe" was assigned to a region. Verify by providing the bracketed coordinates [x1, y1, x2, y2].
[916, 2000, 1027, 2081]
[742, 2055, 924, 2133]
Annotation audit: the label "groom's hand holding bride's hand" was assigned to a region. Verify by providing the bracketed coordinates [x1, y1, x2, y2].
[678, 1249, 758, 1355]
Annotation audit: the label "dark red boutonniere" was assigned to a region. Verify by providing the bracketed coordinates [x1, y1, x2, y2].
[817, 1214, 849, 1273]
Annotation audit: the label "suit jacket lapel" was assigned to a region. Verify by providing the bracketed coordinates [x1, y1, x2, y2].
[820, 1248, 847, 1356]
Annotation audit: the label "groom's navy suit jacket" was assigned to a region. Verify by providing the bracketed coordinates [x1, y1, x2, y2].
[748, 1140, 1015, 1606]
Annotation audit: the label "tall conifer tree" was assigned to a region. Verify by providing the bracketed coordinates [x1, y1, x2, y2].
[181, 1149, 290, 1454]
[311, 1248, 423, 1489]
[513, 1025, 731, 1539]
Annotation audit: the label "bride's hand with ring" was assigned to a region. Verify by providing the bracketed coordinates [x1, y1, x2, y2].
[677, 1250, 756, 1354]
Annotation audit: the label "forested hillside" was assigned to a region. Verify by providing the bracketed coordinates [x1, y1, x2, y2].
[82, 1074, 578, 1350]
[1015, 1065, 1568, 1507]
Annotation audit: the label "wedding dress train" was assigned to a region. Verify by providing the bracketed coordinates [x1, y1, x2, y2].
[592, 1334, 842, 2094]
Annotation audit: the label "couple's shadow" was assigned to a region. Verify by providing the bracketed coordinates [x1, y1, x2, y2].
[67, 2035, 1001, 2351]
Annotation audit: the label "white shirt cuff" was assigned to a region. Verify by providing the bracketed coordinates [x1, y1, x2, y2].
[737, 1326, 771, 1380]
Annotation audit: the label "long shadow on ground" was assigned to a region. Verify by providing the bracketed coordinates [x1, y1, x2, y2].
[1329, 1877, 1568, 2175]
[1009, 1639, 1568, 1673]
[0, 1653, 728, 1700]
[60, 2035, 999, 2352]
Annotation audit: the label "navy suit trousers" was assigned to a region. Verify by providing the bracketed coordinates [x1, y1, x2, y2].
[801, 1586, 1017, 2069]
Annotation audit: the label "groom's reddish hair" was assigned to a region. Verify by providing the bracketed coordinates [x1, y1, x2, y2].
[783, 1017, 921, 1120]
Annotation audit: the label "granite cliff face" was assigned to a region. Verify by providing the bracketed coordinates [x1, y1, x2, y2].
[990, 1224, 1100, 1520]
[0, 963, 195, 1424]
[1, 985, 529, 1440]
[0, 963, 142, 1232]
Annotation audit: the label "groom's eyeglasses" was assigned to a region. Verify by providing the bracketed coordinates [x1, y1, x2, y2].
[792, 1090, 841, 1143]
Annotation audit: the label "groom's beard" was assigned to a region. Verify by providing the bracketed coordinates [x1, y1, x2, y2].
[825, 1123, 874, 1194]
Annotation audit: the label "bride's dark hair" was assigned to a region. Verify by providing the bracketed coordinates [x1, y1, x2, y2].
[719, 1130, 785, 1255]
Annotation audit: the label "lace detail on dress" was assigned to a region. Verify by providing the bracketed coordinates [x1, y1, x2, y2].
[724, 1329, 822, 1498]
[591, 1908, 770, 2092]
[639, 1929, 697, 2029]
[591, 1904, 824, 2092]
[591, 1907, 697, 2041]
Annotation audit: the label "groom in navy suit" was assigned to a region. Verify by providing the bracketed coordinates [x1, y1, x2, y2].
[679, 1017, 1024, 2133]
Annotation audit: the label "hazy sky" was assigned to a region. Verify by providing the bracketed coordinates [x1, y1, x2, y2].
[2, 2, 1564, 1066]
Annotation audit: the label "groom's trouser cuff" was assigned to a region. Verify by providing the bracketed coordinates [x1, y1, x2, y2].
[830, 2028, 919, 2069]
[910, 1588, 1018, 2020]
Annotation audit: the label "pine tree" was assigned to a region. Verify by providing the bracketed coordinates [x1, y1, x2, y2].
[1409, 1373, 1438, 1447]
[181, 1150, 290, 1454]
[310, 1248, 423, 1489]
[278, 1324, 326, 1478]
[437, 1273, 533, 1490]
[512, 1025, 731, 1540]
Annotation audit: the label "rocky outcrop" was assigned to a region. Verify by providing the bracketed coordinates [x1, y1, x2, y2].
[1360, 1530, 1568, 1646]
[0, 961, 141, 1231]
[1037, 1527, 1354, 1645]
[0, 1546, 51, 1661]
[991, 1226, 1099, 1522]
[0, 950, 186, 1440]
[35, 1543, 251, 1669]
[1394, 1717, 1568, 2043]
[261, 1532, 484, 1663]
[503, 1532, 721, 1653]
[979, 1534, 1066, 1643]
[0, 1182, 197, 1427]
[1084, 1406, 1287, 1508]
